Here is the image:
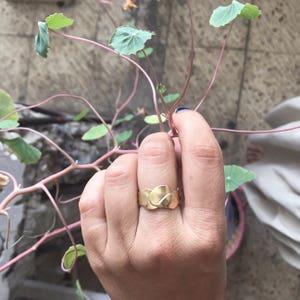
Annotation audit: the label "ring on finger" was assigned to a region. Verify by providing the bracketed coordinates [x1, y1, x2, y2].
[138, 185, 179, 210]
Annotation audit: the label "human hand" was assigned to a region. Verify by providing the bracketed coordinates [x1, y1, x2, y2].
[79, 110, 226, 300]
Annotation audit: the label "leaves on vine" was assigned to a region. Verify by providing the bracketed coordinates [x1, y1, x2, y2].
[82, 124, 109, 141]
[1, 137, 41, 164]
[209, 0, 245, 27]
[35, 22, 49, 58]
[239, 4, 261, 19]
[110, 26, 153, 55]
[116, 130, 133, 144]
[0, 120, 19, 129]
[157, 83, 167, 95]
[224, 165, 255, 193]
[61, 244, 87, 272]
[144, 114, 167, 125]
[73, 108, 90, 122]
[46, 13, 74, 30]
[210, 1, 261, 27]
[0, 90, 19, 122]
[114, 114, 134, 126]
[137, 47, 154, 59]
[163, 93, 180, 104]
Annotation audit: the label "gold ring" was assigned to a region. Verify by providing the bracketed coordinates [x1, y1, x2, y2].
[138, 185, 179, 210]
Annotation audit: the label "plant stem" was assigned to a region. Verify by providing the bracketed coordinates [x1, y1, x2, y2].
[111, 66, 140, 127]
[0, 221, 81, 273]
[170, 0, 195, 114]
[212, 124, 300, 135]
[52, 31, 164, 131]
[194, 22, 234, 111]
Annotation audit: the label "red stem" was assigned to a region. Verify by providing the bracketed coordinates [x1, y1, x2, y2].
[194, 22, 234, 111]
[52, 31, 164, 131]
[0, 221, 81, 272]
[111, 67, 140, 127]
[212, 125, 300, 135]
[170, 0, 195, 114]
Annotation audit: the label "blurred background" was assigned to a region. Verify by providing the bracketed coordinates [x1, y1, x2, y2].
[0, 0, 299, 299]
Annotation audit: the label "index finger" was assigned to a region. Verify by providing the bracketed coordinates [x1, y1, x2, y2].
[172, 110, 225, 216]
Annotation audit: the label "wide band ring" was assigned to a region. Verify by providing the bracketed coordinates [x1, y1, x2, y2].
[138, 185, 179, 210]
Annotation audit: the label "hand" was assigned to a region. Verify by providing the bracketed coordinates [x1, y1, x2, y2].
[79, 110, 226, 300]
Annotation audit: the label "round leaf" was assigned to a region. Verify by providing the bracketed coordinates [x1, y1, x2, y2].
[110, 26, 153, 55]
[82, 124, 109, 141]
[144, 114, 167, 125]
[61, 244, 87, 272]
[209, 0, 245, 28]
[224, 165, 255, 193]
[46, 13, 74, 30]
[35, 21, 49, 58]
[137, 47, 154, 58]
[239, 4, 261, 19]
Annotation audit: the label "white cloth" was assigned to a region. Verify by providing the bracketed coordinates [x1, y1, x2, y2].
[243, 96, 300, 269]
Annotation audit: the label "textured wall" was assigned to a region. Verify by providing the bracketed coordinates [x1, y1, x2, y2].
[1, 0, 300, 299]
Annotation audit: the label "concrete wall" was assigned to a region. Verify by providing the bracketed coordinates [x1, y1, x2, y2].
[1, 0, 300, 299]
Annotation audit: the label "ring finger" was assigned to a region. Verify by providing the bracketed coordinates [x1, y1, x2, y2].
[137, 132, 181, 229]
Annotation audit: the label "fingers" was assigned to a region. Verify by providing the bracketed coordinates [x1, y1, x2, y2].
[137, 133, 181, 227]
[104, 154, 139, 249]
[173, 111, 225, 216]
[79, 171, 107, 260]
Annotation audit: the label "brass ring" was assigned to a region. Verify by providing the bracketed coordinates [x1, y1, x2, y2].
[138, 185, 179, 210]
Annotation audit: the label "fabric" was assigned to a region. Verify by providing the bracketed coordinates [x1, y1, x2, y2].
[243, 96, 300, 270]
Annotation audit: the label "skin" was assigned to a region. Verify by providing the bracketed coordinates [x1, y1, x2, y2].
[79, 110, 226, 300]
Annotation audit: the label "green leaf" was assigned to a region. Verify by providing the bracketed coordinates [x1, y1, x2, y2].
[116, 130, 133, 144]
[224, 165, 255, 193]
[46, 13, 74, 30]
[144, 114, 167, 125]
[114, 114, 134, 126]
[1, 137, 41, 164]
[239, 4, 261, 19]
[110, 25, 153, 55]
[163, 93, 180, 104]
[73, 108, 90, 122]
[35, 21, 49, 58]
[209, 0, 245, 28]
[0, 90, 18, 122]
[82, 124, 108, 141]
[61, 244, 87, 271]
[0, 120, 19, 129]
[157, 83, 167, 95]
[75, 279, 85, 300]
[137, 47, 154, 58]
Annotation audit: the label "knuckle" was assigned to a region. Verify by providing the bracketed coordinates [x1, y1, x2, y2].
[140, 133, 172, 164]
[79, 196, 94, 214]
[142, 237, 176, 267]
[105, 164, 130, 186]
[129, 235, 177, 272]
[200, 233, 225, 260]
[189, 143, 222, 166]
[105, 250, 131, 271]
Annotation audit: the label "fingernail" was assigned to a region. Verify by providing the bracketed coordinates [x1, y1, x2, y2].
[175, 107, 190, 113]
